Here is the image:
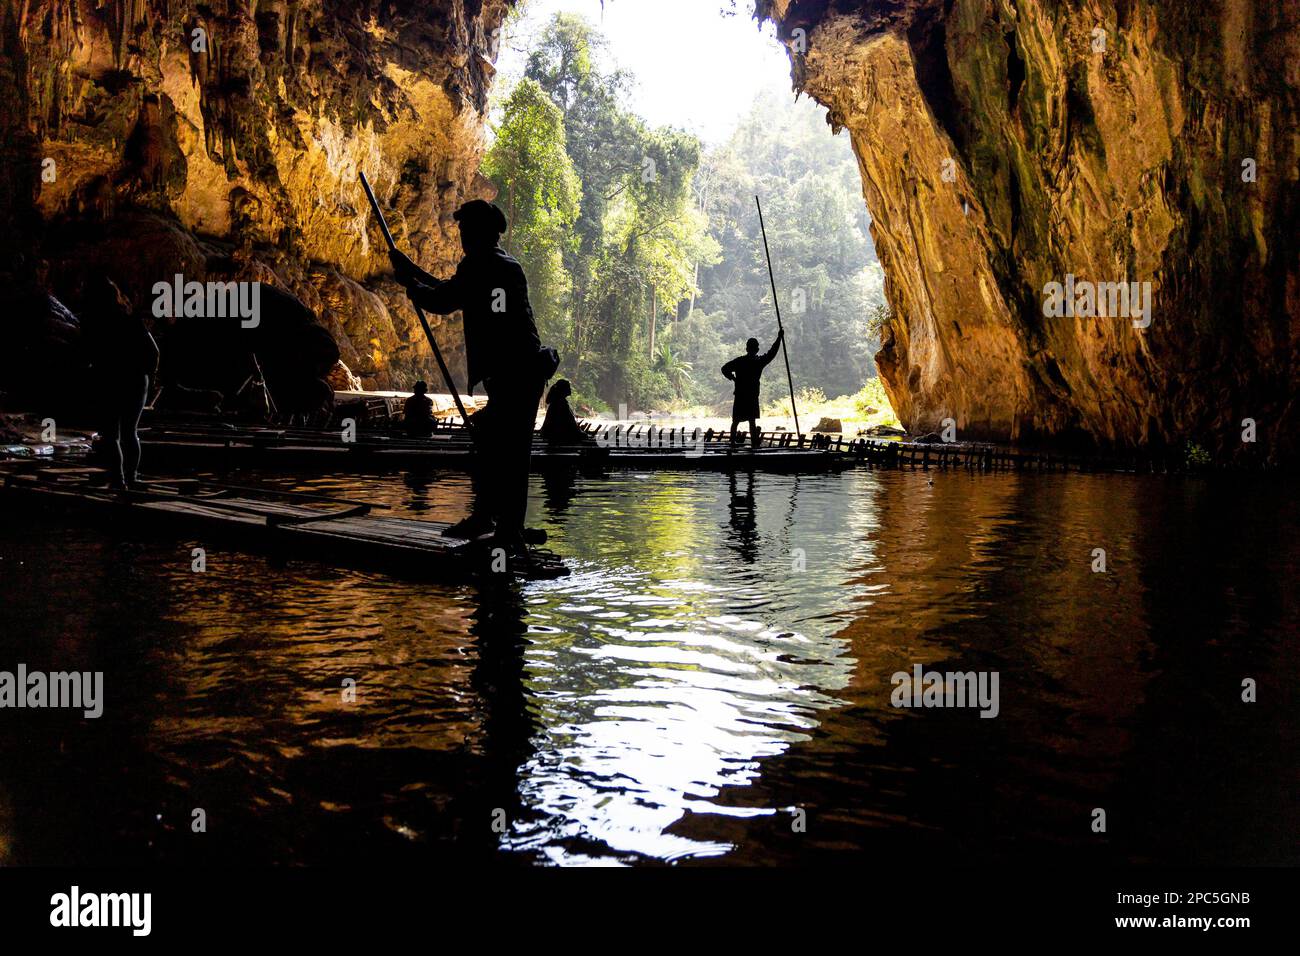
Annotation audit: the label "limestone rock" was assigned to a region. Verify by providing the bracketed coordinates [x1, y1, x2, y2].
[326, 360, 363, 393]
[8, 0, 510, 391]
[760, 0, 1299, 462]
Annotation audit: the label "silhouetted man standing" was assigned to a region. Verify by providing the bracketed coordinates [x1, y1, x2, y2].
[389, 200, 547, 551]
[721, 331, 782, 448]
[83, 278, 159, 489]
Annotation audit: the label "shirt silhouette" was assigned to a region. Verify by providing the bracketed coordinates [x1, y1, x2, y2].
[722, 334, 782, 424]
[401, 247, 541, 394]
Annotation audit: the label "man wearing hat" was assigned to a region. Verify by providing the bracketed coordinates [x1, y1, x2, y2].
[389, 200, 546, 551]
[403, 380, 435, 437]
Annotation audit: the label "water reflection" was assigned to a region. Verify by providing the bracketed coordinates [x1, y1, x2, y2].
[402, 471, 434, 512]
[0, 467, 1295, 866]
[465, 472, 861, 863]
[726, 471, 758, 564]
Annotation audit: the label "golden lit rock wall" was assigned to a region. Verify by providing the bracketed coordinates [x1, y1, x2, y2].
[762, 0, 1299, 460]
[13, 0, 511, 387]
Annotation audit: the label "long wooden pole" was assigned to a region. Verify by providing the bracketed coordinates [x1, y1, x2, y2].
[755, 195, 800, 437]
[359, 171, 474, 431]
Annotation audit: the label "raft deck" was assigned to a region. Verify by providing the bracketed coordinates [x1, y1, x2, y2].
[0, 465, 569, 581]
[136, 422, 858, 473]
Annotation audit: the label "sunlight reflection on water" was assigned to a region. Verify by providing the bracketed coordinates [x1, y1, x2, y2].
[1, 467, 1295, 866]
[510, 558, 859, 862]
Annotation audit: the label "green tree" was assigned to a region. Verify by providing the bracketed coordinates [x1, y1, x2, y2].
[653, 338, 694, 401]
[521, 13, 716, 408]
[483, 78, 581, 347]
[688, 87, 886, 408]
[493, 19, 882, 412]
[524, 13, 638, 383]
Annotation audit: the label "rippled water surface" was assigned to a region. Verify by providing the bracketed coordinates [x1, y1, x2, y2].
[1, 467, 1296, 865]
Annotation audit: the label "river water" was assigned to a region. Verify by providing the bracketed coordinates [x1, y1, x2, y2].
[0, 467, 1296, 865]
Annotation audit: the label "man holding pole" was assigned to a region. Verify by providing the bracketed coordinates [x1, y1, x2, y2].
[387, 199, 546, 552]
[721, 331, 783, 449]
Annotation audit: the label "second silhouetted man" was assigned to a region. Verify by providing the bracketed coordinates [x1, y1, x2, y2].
[722, 331, 783, 448]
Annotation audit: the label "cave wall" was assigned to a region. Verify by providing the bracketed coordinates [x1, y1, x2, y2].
[761, 0, 1299, 461]
[6, 0, 511, 389]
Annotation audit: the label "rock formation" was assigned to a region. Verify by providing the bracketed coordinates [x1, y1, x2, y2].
[5, 0, 510, 393]
[760, 0, 1298, 461]
[8, 0, 1296, 461]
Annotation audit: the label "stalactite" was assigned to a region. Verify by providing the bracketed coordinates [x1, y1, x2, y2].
[108, 0, 149, 70]
[13, 0, 514, 390]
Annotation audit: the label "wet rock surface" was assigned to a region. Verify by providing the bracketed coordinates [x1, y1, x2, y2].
[5, 0, 511, 392]
[761, 0, 1299, 461]
[7, 1, 1296, 461]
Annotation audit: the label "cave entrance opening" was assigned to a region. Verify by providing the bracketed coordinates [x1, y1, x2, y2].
[484, 0, 897, 433]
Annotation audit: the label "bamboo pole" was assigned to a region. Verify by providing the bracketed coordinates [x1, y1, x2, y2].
[359, 171, 474, 432]
[755, 196, 801, 438]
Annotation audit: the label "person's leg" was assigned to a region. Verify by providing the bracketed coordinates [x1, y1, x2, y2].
[483, 413, 509, 530]
[494, 383, 542, 542]
[92, 374, 122, 487]
[730, 417, 741, 446]
[446, 401, 497, 538]
[122, 375, 148, 485]
[104, 415, 127, 488]
[749, 419, 761, 449]
[493, 449, 527, 539]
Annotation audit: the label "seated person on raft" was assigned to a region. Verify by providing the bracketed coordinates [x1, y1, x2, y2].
[540, 379, 592, 445]
[403, 380, 435, 437]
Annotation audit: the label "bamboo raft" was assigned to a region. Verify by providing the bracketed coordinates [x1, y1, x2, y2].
[0, 465, 571, 581]
[854, 438, 1166, 473]
[136, 421, 859, 473]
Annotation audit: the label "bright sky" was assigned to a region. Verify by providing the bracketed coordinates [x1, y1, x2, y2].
[496, 0, 795, 144]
